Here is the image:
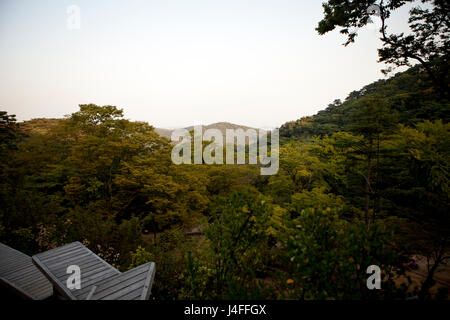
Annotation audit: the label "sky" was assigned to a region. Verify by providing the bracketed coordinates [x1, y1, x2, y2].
[0, 0, 416, 129]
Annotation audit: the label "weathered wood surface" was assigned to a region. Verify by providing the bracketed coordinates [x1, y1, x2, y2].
[32, 241, 155, 300]
[0, 242, 53, 300]
[87, 262, 155, 300]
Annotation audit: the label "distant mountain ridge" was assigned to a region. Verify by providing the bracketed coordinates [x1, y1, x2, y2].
[19, 118, 265, 140]
[155, 122, 265, 139]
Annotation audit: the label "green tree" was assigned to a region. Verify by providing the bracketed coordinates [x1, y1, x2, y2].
[388, 120, 449, 299]
[283, 207, 403, 299]
[317, 0, 449, 94]
[182, 190, 274, 299]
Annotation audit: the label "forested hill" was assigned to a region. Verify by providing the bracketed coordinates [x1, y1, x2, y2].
[280, 64, 450, 139]
[155, 122, 260, 139]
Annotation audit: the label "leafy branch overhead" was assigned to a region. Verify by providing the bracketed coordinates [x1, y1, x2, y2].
[317, 0, 449, 93]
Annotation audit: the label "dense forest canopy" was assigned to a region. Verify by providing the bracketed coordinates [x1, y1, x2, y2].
[280, 62, 449, 139]
[1, 59, 448, 299]
[0, 0, 449, 300]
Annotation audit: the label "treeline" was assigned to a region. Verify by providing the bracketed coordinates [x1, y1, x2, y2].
[280, 62, 450, 139]
[0, 63, 449, 299]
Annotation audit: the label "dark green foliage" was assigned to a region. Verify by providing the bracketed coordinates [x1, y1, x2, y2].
[0, 55, 448, 300]
[181, 190, 274, 299]
[282, 208, 403, 299]
[280, 65, 449, 139]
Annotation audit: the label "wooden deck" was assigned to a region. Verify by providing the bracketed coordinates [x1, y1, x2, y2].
[32, 241, 155, 300]
[86, 262, 155, 300]
[0, 242, 53, 300]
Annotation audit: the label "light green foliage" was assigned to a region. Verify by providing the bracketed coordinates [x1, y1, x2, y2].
[0, 54, 448, 303]
[283, 207, 402, 299]
[268, 141, 327, 205]
[129, 245, 154, 269]
[396, 120, 449, 196]
[291, 187, 344, 212]
[182, 190, 274, 299]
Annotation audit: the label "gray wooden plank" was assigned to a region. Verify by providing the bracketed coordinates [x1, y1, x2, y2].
[40, 247, 88, 264]
[74, 269, 121, 297]
[74, 273, 119, 299]
[86, 264, 149, 296]
[38, 243, 120, 276]
[32, 254, 77, 300]
[85, 252, 120, 274]
[86, 285, 97, 300]
[38, 246, 83, 262]
[0, 254, 29, 263]
[118, 288, 144, 300]
[140, 262, 156, 300]
[0, 255, 31, 265]
[88, 262, 155, 300]
[53, 258, 103, 277]
[42, 250, 92, 269]
[54, 260, 104, 279]
[101, 280, 145, 300]
[0, 242, 53, 300]
[21, 275, 54, 291]
[73, 270, 118, 294]
[56, 263, 105, 282]
[28, 278, 54, 293]
[72, 268, 115, 286]
[90, 271, 148, 300]
[33, 242, 120, 300]
[29, 284, 53, 298]
[8, 268, 45, 284]
[3, 269, 52, 293]
[0, 263, 36, 276]
[0, 276, 35, 300]
[44, 255, 96, 276]
[36, 242, 82, 259]
[29, 242, 155, 300]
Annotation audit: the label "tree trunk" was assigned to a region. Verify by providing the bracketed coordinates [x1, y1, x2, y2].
[365, 144, 373, 228]
[373, 134, 381, 224]
[418, 258, 440, 300]
[418, 246, 445, 300]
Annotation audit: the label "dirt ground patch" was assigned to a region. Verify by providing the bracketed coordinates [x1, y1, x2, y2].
[396, 255, 450, 298]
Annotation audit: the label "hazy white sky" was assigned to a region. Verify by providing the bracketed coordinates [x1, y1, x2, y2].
[0, 0, 415, 128]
